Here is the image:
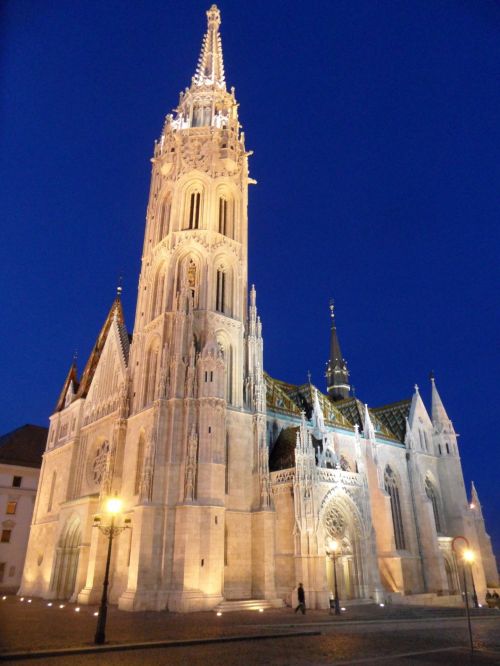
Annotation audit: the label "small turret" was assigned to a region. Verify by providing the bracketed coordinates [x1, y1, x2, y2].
[430, 374, 454, 433]
[325, 300, 350, 401]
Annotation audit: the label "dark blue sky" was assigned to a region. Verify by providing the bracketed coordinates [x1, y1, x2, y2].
[2, 1, 499, 556]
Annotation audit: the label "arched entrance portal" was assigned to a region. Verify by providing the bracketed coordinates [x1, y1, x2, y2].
[323, 498, 367, 601]
[50, 516, 82, 600]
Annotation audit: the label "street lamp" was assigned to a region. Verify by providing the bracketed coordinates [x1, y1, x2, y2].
[451, 536, 475, 654]
[326, 538, 341, 615]
[463, 549, 479, 609]
[93, 496, 129, 645]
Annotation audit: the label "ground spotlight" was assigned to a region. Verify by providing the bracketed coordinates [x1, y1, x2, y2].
[341, 607, 346, 611]
[2, 596, 6, 601]
[216, 611, 222, 617]
[94, 611, 99, 616]
[75, 607, 81, 612]
[47, 602, 53, 607]
[379, 603, 385, 607]
[27, 599, 32, 603]
[20, 597, 24, 602]
[59, 604, 65, 609]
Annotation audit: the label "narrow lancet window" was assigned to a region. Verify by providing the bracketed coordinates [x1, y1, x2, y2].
[216, 269, 226, 313]
[425, 477, 442, 533]
[384, 465, 406, 550]
[218, 197, 227, 235]
[188, 192, 201, 229]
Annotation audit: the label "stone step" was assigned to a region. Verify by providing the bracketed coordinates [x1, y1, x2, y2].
[214, 599, 281, 613]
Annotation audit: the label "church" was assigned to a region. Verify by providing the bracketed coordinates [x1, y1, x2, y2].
[20, 5, 497, 612]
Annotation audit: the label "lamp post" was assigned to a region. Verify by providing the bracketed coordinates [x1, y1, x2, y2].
[463, 549, 479, 609]
[93, 497, 129, 645]
[451, 536, 475, 654]
[327, 538, 341, 615]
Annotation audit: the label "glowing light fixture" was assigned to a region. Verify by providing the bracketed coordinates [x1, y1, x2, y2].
[470, 503, 475, 509]
[463, 549, 475, 563]
[47, 602, 53, 607]
[379, 603, 385, 607]
[27, 599, 32, 603]
[328, 538, 338, 553]
[94, 611, 99, 616]
[216, 611, 222, 617]
[59, 604, 65, 609]
[341, 607, 346, 611]
[20, 597, 24, 602]
[106, 497, 123, 515]
[258, 608, 264, 612]
[75, 607, 81, 612]
[2, 596, 6, 601]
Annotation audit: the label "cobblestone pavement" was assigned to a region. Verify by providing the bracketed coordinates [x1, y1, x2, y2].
[1, 594, 499, 664]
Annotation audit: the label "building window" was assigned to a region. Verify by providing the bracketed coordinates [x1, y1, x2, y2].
[158, 198, 171, 240]
[6, 501, 17, 515]
[216, 269, 226, 313]
[384, 466, 406, 550]
[445, 442, 450, 454]
[12, 476, 22, 488]
[438, 443, 442, 455]
[218, 197, 227, 235]
[1, 530, 12, 543]
[188, 192, 201, 229]
[425, 477, 442, 534]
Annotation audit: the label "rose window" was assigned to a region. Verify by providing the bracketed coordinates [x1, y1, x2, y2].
[324, 506, 346, 539]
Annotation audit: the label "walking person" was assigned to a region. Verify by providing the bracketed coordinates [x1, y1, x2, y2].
[294, 582, 306, 615]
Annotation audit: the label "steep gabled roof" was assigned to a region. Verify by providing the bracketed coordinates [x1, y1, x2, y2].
[76, 297, 128, 400]
[372, 399, 412, 442]
[0, 424, 48, 468]
[335, 397, 399, 442]
[265, 374, 302, 416]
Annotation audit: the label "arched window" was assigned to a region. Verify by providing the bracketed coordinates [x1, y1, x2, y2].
[216, 268, 226, 313]
[445, 442, 450, 454]
[144, 342, 160, 406]
[425, 477, 442, 533]
[218, 195, 233, 238]
[438, 443, 442, 455]
[158, 197, 171, 241]
[134, 433, 145, 495]
[384, 465, 406, 550]
[218, 196, 228, 235]
[187, 191, 201, 229]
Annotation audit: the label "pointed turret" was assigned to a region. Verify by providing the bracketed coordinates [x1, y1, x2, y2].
[325, 300, 350, 401]
[193, 5, 225, 89]
[430, 374, 453, 433]
[54, 361, 79, 412]
[363, 403, 376, 441]
[470, 481, 482, 513]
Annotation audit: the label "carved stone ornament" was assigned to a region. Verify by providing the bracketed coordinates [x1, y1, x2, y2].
[324, 506, 347, 539]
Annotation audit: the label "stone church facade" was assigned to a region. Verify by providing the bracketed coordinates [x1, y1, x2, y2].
[20, 5, 497, 612]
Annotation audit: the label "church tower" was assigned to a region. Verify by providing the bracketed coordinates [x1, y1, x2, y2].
[114, 4, 273, 612]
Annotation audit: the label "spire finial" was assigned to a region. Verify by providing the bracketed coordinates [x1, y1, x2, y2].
[307, 370, 312, 384]
[193, 5, 225, 88]
[72, 349, 78, 365]
[329, 298, 335, 320]
[430, 370, 435, 382]
[414, 383, 419, 393]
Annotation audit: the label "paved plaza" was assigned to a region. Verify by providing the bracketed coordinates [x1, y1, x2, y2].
[1, 595, 499, 664]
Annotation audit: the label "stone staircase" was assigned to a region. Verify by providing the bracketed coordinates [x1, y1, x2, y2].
[214, 598, 284, 613]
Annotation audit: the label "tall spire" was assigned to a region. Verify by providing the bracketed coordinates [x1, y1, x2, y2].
[325, 300, 350, 401]
[430, 374, 453, 432]
[193, 5, 225, 89]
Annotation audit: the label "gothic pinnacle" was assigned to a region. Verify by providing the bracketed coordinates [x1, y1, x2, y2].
[193, 4, 226, 89]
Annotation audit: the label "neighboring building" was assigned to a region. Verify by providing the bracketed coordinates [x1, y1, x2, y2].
[20, 5, 497, 611]
[0, 424, 47, 593]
